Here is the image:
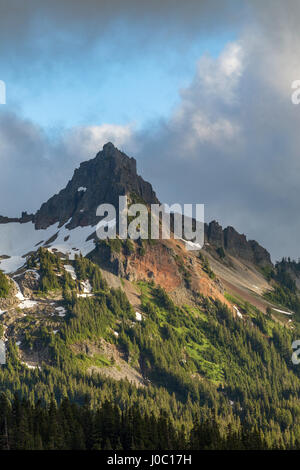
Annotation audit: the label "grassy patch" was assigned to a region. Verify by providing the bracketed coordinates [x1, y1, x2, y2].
[75, 353, 112, 370]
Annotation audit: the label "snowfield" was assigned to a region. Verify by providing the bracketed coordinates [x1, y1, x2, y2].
[0, 220, 95, 273]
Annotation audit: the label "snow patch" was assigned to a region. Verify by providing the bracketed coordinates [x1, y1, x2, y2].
[21, 362, 40, 370]
[272, 308, 293, 315]
[233, 305, 243, 318]
[77, 187, 87, 192]
[81, 280, 92, 294]
[135, 311, 142, 321]
[19, 300, 38, 310]
[181, 238, 202, 250]
[13, 278, 37, 309]
[55, 306, 66, 317]
[12, 279, 25, 301]
[63, 264, 77, 280]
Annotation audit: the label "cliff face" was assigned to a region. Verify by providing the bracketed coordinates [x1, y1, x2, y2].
[205, 220, 272, 267]
[34, 142, 159, 230]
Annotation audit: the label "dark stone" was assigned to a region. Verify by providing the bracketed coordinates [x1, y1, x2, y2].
[207, 220, 224, 247]
[205, 221, 272, 267]
[34, 142, 159, 230]
[87, 241, 125, 277]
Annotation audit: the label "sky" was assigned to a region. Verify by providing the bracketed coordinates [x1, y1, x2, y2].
[0, 0, 300, 261]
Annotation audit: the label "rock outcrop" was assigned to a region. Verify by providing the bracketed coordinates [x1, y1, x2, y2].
[205, 221, 272, 267]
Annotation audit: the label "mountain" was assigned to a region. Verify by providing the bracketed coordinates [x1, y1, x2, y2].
[34, 142, 159, 230]
[0, 143, 300, 450]
[0, 143, 161, 273]
[0, 143, 271, 275]
[0, 143, 289, 323]
[0, 143, 277, 319]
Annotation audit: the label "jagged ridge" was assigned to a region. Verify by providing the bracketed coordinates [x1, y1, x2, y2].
[205, 220, 272, 267]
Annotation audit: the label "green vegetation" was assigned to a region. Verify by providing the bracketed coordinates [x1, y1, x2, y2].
[198, 253, 215, 279]
[0, 271, 11, 298]
[263, 257, 300, 320]
[2, 250, 300, 448]
[96, 238, 123, 254]
[74, 254, 108, 292]
[124, 238, 135, 255]
[0, 394, 270, 450]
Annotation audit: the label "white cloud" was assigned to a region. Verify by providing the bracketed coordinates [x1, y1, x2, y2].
[63, 123, 134, 157]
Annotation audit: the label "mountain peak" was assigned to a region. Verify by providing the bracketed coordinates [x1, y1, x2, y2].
[34, 143, 159, 230]
[102, 141, 115, 151]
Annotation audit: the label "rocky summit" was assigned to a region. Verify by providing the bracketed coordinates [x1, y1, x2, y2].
[34, 142, 159, 230]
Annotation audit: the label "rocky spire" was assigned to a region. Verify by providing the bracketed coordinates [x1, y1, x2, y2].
[34, 143, 159, 230]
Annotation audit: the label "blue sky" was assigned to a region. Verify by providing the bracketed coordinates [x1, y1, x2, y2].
[1, 28, 234, 131]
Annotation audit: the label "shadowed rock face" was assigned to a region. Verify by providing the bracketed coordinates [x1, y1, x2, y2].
[206, 220, 224, 247]
[205, 220, 272, 267]
[34, 142, 159, 230]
